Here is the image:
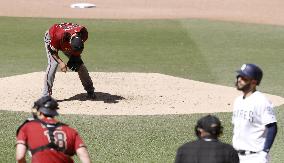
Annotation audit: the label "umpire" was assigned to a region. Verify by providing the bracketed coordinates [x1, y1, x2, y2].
[175, 115, 239, 163]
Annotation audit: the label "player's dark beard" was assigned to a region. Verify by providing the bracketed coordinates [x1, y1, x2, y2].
[235, 80, 251, 92]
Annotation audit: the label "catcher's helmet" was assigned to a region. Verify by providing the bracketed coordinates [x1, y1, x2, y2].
[236, 63, 263, 85]
[195, 115, 223, 138]
[33, 96, 59, 117]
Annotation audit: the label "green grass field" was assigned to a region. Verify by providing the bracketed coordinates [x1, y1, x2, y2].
[0, 17, 284, 162]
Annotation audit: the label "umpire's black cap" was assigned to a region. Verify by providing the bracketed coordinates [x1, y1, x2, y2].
[195, 115, 223, 138]
[33, 96, 59, 117]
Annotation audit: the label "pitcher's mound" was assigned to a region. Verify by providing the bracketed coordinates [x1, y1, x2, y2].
[0, 72, 283, 115]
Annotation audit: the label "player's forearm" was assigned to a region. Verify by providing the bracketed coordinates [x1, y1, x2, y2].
[77, 147, 91, 163]
[263, 122, 277, 152]
[47, 43, 63, 63]
[16, 144, 27, 163]
[51, 53, 64, 64]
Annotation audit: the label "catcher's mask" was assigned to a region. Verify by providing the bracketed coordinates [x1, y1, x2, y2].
[70, 34, 84, 52]
[195, 115, 223, 139]
[236, 63, 263, 85]
[33, 96, 59, 117]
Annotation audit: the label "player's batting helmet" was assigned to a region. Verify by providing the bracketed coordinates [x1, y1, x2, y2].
[195, 115, 223, 139]
[236, 63, 263, 85]
[33, 96, 59, 117]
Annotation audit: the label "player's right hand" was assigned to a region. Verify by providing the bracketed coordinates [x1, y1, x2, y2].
[60, 62, 67, 72]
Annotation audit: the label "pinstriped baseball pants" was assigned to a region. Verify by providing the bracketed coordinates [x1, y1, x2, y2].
[43, 31, 95, 96]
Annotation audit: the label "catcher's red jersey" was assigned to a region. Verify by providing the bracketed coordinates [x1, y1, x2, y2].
[48, 22, 88, 56]
[16, 118, 86, 163]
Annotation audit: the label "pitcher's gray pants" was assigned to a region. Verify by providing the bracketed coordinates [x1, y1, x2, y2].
[43, 31, 95, 96]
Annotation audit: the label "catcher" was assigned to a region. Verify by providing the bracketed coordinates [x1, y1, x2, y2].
[16, 96, 91, 162]
[43, 22, 96, 99]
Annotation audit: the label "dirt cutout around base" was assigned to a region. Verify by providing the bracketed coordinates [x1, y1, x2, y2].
[0, 72, 283, 115]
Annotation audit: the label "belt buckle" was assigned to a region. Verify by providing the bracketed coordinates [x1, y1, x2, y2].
[245, 151, 251, 155]
[238, 150, 256, 155]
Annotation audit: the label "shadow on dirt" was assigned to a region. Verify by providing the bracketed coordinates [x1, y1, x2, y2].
[57, 92, 125, 103]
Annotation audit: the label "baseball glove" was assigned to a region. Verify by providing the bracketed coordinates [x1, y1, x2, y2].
[67, 56, 84, 72]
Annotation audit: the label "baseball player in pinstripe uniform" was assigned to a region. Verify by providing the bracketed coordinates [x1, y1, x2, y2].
[43, 22, 96, 99]
[232, 64, 277, 163]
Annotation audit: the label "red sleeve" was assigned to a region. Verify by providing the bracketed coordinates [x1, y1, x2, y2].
[48, 23, 88, 52]
[49, 24, 66, 52]
[74, 131, 86, 150]
[16, 124, 28, 145]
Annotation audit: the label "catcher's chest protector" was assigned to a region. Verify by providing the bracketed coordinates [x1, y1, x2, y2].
[18, 119, 67, 155]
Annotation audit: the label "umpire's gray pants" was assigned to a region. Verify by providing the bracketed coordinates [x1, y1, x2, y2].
[43, 31, 95, 96]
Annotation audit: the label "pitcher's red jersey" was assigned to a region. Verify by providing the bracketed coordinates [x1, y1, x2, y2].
[48, 23, 88, 56]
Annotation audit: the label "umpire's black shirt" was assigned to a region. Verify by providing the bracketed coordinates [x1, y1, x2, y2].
[175, 139, 239, 163]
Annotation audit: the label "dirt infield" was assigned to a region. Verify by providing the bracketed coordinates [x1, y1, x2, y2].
[1, 0, 284, 25]
[1, 72, 284, 115]
[1, 0, 284, 115]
